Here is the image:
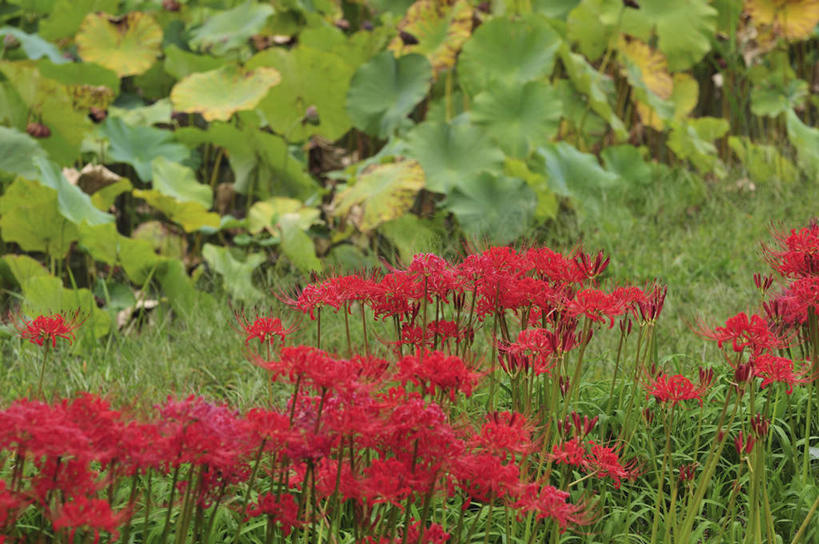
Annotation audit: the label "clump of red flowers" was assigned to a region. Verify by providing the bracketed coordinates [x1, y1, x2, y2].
[11, 310, 86, 348]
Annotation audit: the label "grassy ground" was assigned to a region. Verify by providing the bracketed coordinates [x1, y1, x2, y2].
[1, 170, 816, 407]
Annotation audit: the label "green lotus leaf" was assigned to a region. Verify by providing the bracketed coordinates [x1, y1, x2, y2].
[163, 45, 224, 81]
[2, 254, 48, 289]
[333, 159, 425, 232]
[299, 25, 392, 69]
[77, 222, 162, 285]
[667, 117, 730, 176]
[622, 0, 717, 71]
[405, 120, 504, 194]
[566, 0, 621, 60]
[445, 173, 536, 245]
[175, 122, 318, 199]
[133, 189, 220, 233]
[346, 52, 432, 138]
[21, 275, 110, 339]
[189, 1, 273, 57]
[247, 46, 352, 141]
[151, 157, 213, 209]
[202, 244, 266, 303]
[751, 78, 808, 118]
[38, 0, 119, 41]
[0, 126, 47, 178]
[559, 45, 627, 141]
[504, 157, 557, 221]
[278, 215, 323, 273]
[100, 117, 190, 181]
[458, 15, 561, 96]
[0, 178, 79, 257]
[0, 61, 90, 164]
[37, 59, 119, 92]
[108, 99, 172, 127]
[534, 142, 619, 217]
[532, 0, 582, 17]
[600, 145, 656, 187]
[248, 198, 321, 234]
[728, 136, 799, 185]
[472, 80, 562, 158]
[388, 0, 473, 74]
[381, 214, 443, 264]
[786, 109, 819, 178]
[35, 158, 114, 226]
[0, 27, 67, 64]
[76, 12, 163, 77]
[170, 65, 281, 122]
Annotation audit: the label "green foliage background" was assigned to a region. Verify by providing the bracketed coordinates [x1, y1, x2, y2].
[0, 0, 818, 333]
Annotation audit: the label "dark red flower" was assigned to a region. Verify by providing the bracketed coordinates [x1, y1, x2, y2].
[246, 492, 302, 536]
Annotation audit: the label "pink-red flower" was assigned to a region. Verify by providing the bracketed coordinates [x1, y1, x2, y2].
[644, 373, 710, 407]
[235, 313, 296, 347]
[12, 310, 86, 348]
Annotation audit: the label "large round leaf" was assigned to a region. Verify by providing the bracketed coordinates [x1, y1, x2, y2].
[248, 47, 353, 141]
[188, 2, 273, 57]
[76, 12, 162, 77]
[388, 0, 473, 74]
[457, 15, 561, 96]
[0, 126, 47, 178]
[472, 80, 562, 158]
[333, 159, 425, 232]
[534, 142, 619, 218]
[170, 65, 281, 122]
[100, 117, 190, 181]
[746, 0, 819, 41]
[445, 173, 536, 245]
[405, 120, 504, 193]
[621, 0, 717, 71]
[347, 52, 432, 138]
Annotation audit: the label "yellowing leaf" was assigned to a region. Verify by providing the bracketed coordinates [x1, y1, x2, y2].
[745, 0, 819, 41]
[619, 38, 674, 129]
[618, 38, 672, 99]
[133, 189, 220, 232]
[170, 65, 281, 122]
[389, 0, 473, 74]
[76, 12, 162, 77]
[333, 159, 425, 232]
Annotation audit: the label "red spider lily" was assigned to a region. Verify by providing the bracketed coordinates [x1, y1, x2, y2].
[234, 312, 296, 347]
[525, 247, 585, 286]
[557, 412, 599, 439]
[52, 496, 126, 544]
[753, 353, 811, 394]
[11, 310, 86, 348]
[452, 452, 521, 503]
[246, 492, 302, 536]
[573, 249, 610, 281]
[513, 483, 587, 531]
[764, 222, 819, 278]
[644, 373, 710, 407]
[0, 481, 28, 530]
[697, 312, 779, 356]
[735, 431, 755, 456]
[636, 283, 668, 322]
[586, 442, 636, 489]
[567, 288, 626, 327]
[396, 350, 480, 401]
[551, 437, 588, 467]
[403, 520, 451, 544]
[750, 414, 770, 438]
[471, 411, 536, 458]
[498, 328, 559, 376]
[678, 462, 698, 482]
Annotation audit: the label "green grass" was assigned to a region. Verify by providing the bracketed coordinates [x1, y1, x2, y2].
[1, 170, 816, 407]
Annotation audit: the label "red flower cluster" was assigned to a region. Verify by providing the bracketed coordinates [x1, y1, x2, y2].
[11, 310, 86, 348]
